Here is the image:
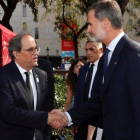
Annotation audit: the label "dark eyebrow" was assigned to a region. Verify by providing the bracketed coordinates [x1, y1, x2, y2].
[27, 46, 37, 51]
[28, 47, 34, 50]
[87, 22, 92, 25]
[85, 47, 95, 51]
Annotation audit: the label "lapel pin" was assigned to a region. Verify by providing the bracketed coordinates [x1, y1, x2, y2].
[36, 75, 39, 82]
[115, 62, 117, 65]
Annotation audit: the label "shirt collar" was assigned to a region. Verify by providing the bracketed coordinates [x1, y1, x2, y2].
[107, 32, 125, 52]
[15, 62, 33, 75]
[90, 59, 99, 67]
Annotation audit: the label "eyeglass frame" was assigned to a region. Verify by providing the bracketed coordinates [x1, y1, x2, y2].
[21, 46, 40, 54]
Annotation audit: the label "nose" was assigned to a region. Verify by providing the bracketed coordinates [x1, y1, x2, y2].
[86, 50, 90, 55]
[86, 25, 90, 33]
[34, 48, 39, 55]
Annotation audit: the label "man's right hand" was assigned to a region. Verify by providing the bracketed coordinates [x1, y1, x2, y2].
[47, 109, 68, 129]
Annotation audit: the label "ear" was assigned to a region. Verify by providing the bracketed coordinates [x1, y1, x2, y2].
[102, 18, 110, 30]
[99, 48, 103, 53]
[13, 51, 20, 59]
[73, 70, 75, 73]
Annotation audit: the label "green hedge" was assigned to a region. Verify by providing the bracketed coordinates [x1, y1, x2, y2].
[51, 74, 74, 140]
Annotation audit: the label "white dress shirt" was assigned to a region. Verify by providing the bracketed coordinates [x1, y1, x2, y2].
[87, 60, 99, 98]
[15, 62, 38, 140]
[102, 32, 125, 83]
[107, 32, 124, 65]
[15, 62, 37, 111]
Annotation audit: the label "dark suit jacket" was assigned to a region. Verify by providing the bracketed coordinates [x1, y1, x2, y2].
[68, 35, 140, 140]
[37, 58, 54, 111]
[74, 62, 100, 139]
[0, 61, 50, 140]
[74, 62, 96, 105]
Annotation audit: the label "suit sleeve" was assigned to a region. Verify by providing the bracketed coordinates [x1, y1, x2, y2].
[0, 71, 48, 130]
[68, 89, 101, 126]
[127, 49, 140, 139]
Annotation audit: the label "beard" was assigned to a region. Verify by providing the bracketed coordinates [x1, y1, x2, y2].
[90, 22, 106, 42]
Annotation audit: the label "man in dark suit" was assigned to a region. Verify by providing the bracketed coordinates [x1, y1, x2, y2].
[74, 40, 103, 140]
[50, 1, 140, 140]
[0, 32, 67, 140]
[37, 58, 54, 139]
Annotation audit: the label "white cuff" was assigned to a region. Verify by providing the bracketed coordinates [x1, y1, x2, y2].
[65, 112, 73, 126]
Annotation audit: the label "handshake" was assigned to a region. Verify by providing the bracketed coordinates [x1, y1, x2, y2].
[47, 109, 69, 129]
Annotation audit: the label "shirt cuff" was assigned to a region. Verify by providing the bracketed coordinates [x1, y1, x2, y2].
[65, 112, 73, 126]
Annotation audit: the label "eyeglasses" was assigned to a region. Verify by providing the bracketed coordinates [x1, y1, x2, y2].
[21, 46, 40, 54]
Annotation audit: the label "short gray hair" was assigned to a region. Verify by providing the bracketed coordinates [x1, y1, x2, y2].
[86, 39, 102, 49]
[87, 0, 122, 29]
[8, 32, 31, 60]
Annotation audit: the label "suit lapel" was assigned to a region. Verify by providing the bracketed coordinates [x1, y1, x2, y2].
[32, 68, 40, 110]
[81, 63, 90, 91]
[91, 72, 98, 97]
[81, 63, 90, 89]
[100, 35, 128, 100]
[10, 61, 33, 109]
[82, 63, 90, 83]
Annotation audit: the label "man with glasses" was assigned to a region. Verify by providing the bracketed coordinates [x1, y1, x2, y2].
[0, 32, 66, 140]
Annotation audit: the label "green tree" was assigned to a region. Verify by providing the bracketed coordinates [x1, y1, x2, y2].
[0, 0, 47, 31]
[44, 0, 129, 58]
[0, 0, 133, 55]
[44, 0, 98, 58]
[125, 0, 140, 36]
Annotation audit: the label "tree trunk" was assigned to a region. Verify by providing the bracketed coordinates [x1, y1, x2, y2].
[73, 34, 79, 58]
[1, 12, 13, 31]
[116, 0, 129, 15]
[0, 0, 18, 31]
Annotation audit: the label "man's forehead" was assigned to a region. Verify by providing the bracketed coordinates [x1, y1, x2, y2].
[22, 35, 35, 43]
[21, 35, 36, 48]
[87, 10, 95, 17]
[22, 35, 33, 41]
[87, 10, 96, 21]
[85, 45, 96, 50]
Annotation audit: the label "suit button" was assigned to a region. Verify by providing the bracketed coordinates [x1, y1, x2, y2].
[10, 106, 13, 109]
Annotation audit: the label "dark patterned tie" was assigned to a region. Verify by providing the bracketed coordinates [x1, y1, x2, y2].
[83, 64, 94, 102]
[25, 72, 34, 110]
[103, 48, 110, 76]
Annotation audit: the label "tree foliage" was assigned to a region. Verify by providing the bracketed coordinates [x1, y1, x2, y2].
[43, 0, 99, 58]
[1, 0, 139, 56]
[52, 74, 74, 140]
[126, 0, 140, 36]
[43, 0, 130, 58]
[0, 0, 48, 31]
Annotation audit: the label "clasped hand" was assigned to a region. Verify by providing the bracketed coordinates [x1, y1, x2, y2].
[47, 109, 68, 129]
